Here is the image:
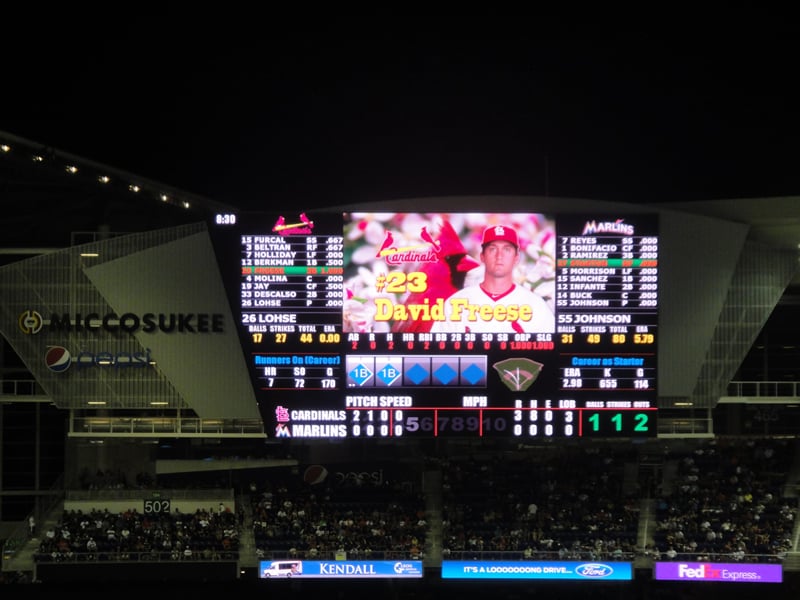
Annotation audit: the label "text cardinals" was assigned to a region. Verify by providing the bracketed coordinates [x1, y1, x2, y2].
[374, 298, 533, 324]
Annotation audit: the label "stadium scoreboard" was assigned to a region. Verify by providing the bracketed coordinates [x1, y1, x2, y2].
[211, 211, 658, 440]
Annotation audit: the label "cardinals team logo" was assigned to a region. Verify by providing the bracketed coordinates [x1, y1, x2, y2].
[272, 213, 314, 235]
[376, 226, 441, 264]
[274, 405, 291, 437]
[492, 358, 544, 392]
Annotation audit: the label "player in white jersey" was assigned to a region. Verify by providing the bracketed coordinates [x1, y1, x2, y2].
[430, 223, 554, 334]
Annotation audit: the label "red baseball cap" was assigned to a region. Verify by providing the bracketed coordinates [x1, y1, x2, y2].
[481, 224, 519, 247]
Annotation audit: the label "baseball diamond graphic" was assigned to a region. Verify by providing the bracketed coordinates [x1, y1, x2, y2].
[492, 357, 544, 392]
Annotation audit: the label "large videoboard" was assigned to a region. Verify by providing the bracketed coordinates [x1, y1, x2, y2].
[210, 211, 658, 440]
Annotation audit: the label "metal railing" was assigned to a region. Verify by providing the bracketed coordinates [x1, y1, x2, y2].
[33, 549, 418, 565]
[0, 379, 48, 398]
[437, 550, 789, 564]
[6, 378, 800, 404]
[70, 415, 265, 437]
[2, 475, 64, 571]
[22, 546, 800, 569]
[33, 550, 239, 563]
[656, 416, 713, 436]
[726, 380, 800, 398]
[64, 488, 235, 502]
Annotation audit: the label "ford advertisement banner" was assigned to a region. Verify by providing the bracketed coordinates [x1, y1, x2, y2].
[441, 560, 633, 580]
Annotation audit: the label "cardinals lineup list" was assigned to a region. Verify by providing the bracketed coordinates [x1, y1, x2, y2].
[212, 211, 659, 440]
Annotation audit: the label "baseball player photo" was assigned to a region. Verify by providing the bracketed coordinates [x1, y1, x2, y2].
[343, 212, 555, 334]
[430, 220, 555, 334]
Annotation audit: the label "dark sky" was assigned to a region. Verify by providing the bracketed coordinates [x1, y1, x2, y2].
[4, 22, 800, 210]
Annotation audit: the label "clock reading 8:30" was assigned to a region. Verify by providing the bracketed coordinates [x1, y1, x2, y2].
[215, 213, 237, 226]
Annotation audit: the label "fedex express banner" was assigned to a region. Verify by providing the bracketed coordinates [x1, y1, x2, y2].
[654, 562, 782, 583]
[441, 560, 632, 580]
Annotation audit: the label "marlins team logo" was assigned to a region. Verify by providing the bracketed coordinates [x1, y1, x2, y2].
[18, 310, 44, 335]
[44, 346, 72, 372]
[492, 357, 543, 392]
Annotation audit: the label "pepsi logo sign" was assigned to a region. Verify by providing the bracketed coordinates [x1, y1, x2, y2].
[303, 464, 329, 485]
[43, 347, 153, 372]
[45, 346, 72, 372]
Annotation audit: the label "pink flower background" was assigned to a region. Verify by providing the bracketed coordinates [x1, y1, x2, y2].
[342, 212, 556, 333]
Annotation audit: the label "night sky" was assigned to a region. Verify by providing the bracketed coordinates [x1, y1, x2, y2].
[4, 21, 800, 210]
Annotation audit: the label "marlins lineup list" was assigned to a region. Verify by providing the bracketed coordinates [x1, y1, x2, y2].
[555, 215, 658, 401]
[227, 213, 658, 439]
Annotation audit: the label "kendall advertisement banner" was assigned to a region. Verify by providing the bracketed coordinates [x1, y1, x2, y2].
[654, 562, 782, 583]
[441, 560, 633, 581]
[259, 559, 423, 579]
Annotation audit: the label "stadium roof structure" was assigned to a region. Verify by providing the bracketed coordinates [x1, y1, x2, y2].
[0, 130, 236, 251]
[3, 127, 799, 275]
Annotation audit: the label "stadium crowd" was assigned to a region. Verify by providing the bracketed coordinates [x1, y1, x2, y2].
[33, 505, 239, 563]
[19, 438, 800, 567]
[250, 470, 427, 560]
[440, 444, 641, 560]
[652, 437, 797, 561]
